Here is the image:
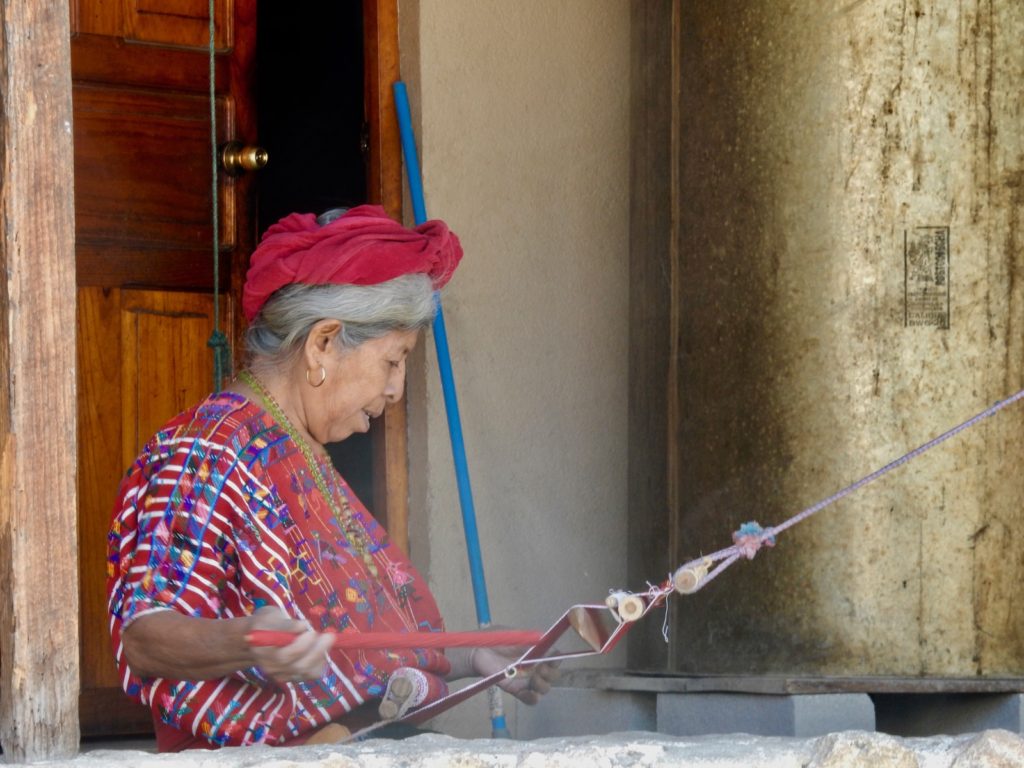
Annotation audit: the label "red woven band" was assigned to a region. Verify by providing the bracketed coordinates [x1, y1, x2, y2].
[246, 629, 544, 651]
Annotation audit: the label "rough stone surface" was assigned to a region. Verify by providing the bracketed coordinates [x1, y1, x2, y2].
[44, 729, 1024, 767]
[666, 0, 1024, 681]
[950, 730, 1024, 768]
[808, 732, 920, 768]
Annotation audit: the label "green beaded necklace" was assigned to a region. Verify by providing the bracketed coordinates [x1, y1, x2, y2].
[239, 369, 379, 578]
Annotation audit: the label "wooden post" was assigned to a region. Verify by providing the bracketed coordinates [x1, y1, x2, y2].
[364, 0, 411, 553]
[627, 0, 676, 673]
[0, 0, 80, 761]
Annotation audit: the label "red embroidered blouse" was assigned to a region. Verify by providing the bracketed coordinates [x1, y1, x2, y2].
[107, 393, 449, 749]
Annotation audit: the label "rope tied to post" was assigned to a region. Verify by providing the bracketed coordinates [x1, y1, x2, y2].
[663, 386, 1024, 599]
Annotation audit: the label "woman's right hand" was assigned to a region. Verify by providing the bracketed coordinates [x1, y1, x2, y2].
[247, 606, 335, 684]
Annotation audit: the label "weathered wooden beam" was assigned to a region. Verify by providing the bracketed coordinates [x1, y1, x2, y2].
[0, 0, 79, 762]
[364, 0, 411, 554]
[627, 0, 675, 674]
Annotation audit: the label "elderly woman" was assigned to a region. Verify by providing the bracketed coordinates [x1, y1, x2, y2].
[106, 206, 557, 751]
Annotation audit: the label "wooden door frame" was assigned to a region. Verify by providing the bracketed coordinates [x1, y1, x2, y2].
[363, 0, 412, 555]
[0, 0, 79, 762]
[627, 0, 676, 674]
[0, 0, 407, 759]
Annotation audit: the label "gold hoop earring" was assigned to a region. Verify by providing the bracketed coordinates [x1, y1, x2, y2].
[306, 365, 326, 388]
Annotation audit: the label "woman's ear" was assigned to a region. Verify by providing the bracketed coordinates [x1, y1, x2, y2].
[303, 319, 343, 366]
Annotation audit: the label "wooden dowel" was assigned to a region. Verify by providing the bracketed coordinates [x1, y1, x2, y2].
[247, 629, 544, 650]
[616, 595, 646, 622]
[672, 559, 711, 594]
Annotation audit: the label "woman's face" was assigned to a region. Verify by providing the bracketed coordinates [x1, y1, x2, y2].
[307, 327, 420, 444]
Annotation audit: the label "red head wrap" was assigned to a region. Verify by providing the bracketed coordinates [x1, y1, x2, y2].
[242, 204, 463, 322]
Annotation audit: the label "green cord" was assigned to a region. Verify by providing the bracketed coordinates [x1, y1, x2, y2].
[206, 0, 231, 390]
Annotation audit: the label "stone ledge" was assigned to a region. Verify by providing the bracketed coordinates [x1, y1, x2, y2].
[52, 728, 1024, 767]
[561, 669, 1024, 695]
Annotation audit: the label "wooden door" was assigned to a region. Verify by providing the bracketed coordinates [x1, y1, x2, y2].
[72, 0, 258, 737]
[71, 0, 404, 739]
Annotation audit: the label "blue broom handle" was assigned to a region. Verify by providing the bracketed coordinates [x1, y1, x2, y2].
[391, 81, 507, 737]
[393, 81, 493, 626]
[393, 81, 508, 738]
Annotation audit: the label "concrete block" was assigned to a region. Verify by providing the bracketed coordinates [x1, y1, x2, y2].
[790, 695, 876, 738]
[513, 687, 656, 739]
[656, 693, 875, 737]
[874, 693, 1024, 737]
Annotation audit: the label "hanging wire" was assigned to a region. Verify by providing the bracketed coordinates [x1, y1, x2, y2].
[206, 0, 231, 390]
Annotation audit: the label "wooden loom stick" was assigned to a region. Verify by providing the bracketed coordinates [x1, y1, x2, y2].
[246, 629, 544, 651]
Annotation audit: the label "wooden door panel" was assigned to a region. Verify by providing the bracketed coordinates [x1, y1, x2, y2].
[78, 286, 156, 737]
[137, 0, 207, 15]
[120, 288, 226, 467]
[71, 34, 231, 93]
[73, 84, 237, 289]
[126, 0, 230, 49]
[78, 287, 124, 695]
[71, 0, 403, 739]
[78, 286, 229, 736]
[74, 85, 226, 250]
[74, 0, 229, 47]
[72, 0, 121, 37]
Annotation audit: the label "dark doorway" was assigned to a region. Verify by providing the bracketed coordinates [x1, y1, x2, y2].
[256, 1, 376, 508]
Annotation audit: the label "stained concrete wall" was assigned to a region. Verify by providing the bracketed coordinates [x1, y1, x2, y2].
[398, 0, 631, 735]
[672, 1, 1024, 676]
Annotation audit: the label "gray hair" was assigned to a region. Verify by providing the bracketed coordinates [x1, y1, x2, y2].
[245, 273, 436, 369]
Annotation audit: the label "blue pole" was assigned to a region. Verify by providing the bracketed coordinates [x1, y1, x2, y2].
[393, 81, 507, 736]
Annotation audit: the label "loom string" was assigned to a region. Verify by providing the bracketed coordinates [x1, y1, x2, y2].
[664, 385, 1024, 594]
[339, 388, 1024, 734]
[206, 0, 231, 390]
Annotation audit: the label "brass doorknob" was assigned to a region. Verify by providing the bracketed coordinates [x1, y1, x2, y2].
[220, 141, 269, 176]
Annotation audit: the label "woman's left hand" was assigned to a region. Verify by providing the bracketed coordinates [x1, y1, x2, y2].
[468, 645, 561, 706]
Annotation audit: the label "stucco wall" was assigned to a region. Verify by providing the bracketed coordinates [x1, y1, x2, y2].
[668, 1, 1024, 677]
[399, 0, 631, 737]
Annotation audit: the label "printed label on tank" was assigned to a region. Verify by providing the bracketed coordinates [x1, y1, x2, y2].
[904, 226, 950, 329]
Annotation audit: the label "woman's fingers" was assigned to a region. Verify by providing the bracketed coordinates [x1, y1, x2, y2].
[525, 660, 559, 699]
[292, 632, 335, 679]
[467, 638, 564, 705]
[254, 633, 330, 682]
[269, 630, 333, 679]
[250, 604, 310, 631]
[494, 658, 561, 705]
[247, 607, 333, 683]
[527, 669, 552, 696]
[496, 671, 531, 702]
[535, 660, 561, 687]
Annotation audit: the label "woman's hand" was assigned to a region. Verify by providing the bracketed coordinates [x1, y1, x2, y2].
[467, 645, 561, 706]
[247, 606, 335, 684]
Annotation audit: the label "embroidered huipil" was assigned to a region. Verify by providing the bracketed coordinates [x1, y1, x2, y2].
[107, 393, 449, 749]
